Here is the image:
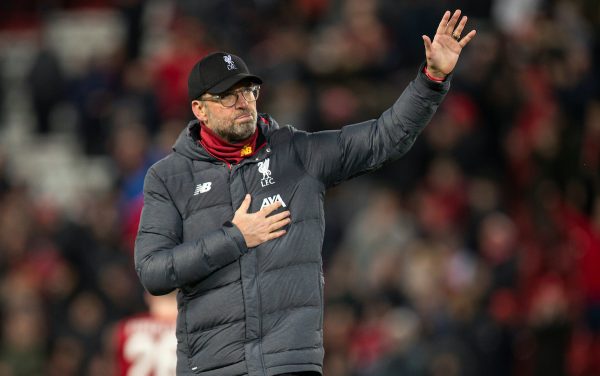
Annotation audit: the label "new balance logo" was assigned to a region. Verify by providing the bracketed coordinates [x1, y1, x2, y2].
[194, 182, 212, 195]
[260, 194, 287, 209]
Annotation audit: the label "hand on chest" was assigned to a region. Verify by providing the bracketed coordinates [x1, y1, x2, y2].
[185, 156, 296, 225]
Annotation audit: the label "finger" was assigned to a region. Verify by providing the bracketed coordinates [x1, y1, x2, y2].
[436, 11, 451, 35]
[452, 16, 468, 38]
[267, 229, 286, 240]
[422, 35, 432, 56]
[445, 9, 461, 35]
[237, 194, 251, 213]
[268, 217, 291, 232]
[260, 200, 283, 216]
[267, 210, 291, 222]
[459, 30, 477, 48]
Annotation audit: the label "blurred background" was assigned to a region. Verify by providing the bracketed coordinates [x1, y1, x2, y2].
[0, 0, 599, 375]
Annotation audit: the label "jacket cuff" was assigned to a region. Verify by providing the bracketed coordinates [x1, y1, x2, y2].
[417, 61, 452, 92]
[223, 221, 249, 254]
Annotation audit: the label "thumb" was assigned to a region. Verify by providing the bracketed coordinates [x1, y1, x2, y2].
[237, 194, 251, 213]
[422, 35, 432, 56]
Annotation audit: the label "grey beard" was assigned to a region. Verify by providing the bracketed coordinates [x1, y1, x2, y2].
[216, 121, 256, 143]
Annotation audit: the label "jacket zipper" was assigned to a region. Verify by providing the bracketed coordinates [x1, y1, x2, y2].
[255, 248, 267, 375]
[232, 162, 267, 375]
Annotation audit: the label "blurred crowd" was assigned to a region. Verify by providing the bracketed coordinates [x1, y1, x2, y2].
[0, 0, 599, 375]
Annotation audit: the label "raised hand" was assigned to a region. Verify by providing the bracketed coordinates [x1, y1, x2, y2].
[231, 194, 291, 248]
[422, 9, 477, 79]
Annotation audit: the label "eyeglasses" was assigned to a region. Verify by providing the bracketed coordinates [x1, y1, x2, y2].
[201, 85, 260, 108]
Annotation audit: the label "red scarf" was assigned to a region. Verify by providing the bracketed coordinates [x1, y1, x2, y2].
[199, 123, 260, 165]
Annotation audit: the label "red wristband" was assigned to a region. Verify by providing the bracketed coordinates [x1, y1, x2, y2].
[423, 66, 445, 82]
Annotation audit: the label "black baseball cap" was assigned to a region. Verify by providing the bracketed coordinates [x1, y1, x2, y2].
[188, 52, 263, 101]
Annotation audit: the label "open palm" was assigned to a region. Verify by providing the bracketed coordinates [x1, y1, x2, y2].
[423, 10, 477, 79]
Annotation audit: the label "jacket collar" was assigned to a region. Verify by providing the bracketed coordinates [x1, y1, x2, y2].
[172, 114, 279, 163]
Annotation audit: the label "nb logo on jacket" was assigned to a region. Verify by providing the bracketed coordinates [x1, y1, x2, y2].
[193, 182, 212, 195]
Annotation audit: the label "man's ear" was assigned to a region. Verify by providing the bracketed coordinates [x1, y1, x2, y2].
[191, 100, 208, 122]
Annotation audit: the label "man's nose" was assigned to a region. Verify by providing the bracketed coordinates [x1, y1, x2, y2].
[235, 92, 250, 108]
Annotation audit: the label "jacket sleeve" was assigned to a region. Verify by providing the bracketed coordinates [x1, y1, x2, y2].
[291, 63, 450, 187]
[134, 168, 247, 295]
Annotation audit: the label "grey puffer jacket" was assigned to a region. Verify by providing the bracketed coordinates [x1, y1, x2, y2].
[134, 66, 450, 376]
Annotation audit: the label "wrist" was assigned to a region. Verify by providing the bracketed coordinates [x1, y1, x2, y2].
[424, 66, 446, 82]
[224, 220, 250, 252]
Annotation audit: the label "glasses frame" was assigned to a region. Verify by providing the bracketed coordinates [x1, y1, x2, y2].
[201, 85, 261, 108]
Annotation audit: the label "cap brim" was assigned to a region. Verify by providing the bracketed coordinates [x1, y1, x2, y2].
[207, 73, 263, 94]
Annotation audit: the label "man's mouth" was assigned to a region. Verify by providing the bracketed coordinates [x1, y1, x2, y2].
[236, 113, 253, 121]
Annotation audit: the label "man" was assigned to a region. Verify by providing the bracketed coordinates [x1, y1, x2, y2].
[135, 10, 475, 376]
[114, 292, 177, 376]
